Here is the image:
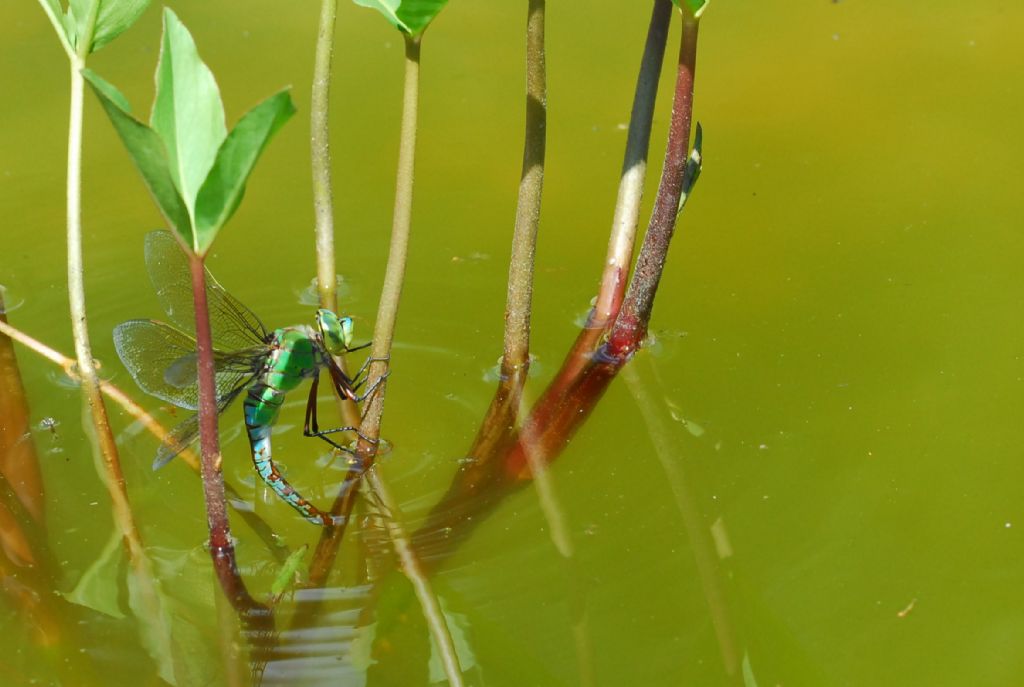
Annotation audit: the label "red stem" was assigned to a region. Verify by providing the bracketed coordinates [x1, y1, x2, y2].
[608, 15, 699, 359]
[414, 9, 703, 554]
[188, 255, 268, 621]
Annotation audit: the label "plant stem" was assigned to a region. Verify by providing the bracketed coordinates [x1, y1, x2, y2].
[311, 0, 340, 315]
[310, 0, 364, 437]
[591, 0, 672, 329]
[355, 33, 420, 456]
[66, 2, 152, 625]
[502, 0, 546, 372]
[66, 17, 184, 676]
[306, 32, 422, 582]
[608, 14, 700, 358]
[188, 254, 266, 618]
[344, 34, 465, 684]
[453, 0, 548, 533]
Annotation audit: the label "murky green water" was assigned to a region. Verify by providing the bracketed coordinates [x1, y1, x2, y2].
[3, 1, 1024, 685]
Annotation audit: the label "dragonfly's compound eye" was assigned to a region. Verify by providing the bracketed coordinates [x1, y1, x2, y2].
[340, 317, 354, 349]
[316, 309, 349, 355]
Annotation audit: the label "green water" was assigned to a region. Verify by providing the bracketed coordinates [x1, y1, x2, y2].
[3, 1, 1024, 685]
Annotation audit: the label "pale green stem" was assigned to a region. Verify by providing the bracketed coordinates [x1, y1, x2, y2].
[309, 0, 363, 430]
[357, 34, 420, 447]
[66, 3, 173, 678]
[311, 0, 339, 314]
[351, 34, 465, 685]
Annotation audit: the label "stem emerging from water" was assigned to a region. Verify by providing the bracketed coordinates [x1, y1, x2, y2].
[356, 34, 420, 453]
[66, 10, 182, 678]
[591, 0, 672, 329]
[608, 14, 700, 357]
[188, 254, 267, 621]
[503, 0, 546, 372]
[311, 0, 340, 314]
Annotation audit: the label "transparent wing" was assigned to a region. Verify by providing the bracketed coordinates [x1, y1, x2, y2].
[114, 319, 264, 410]
[153, 382, 249, 469]
[143, 230, 269, 350]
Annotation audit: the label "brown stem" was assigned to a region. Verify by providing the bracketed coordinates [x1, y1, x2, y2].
[608, 15, 699, 358]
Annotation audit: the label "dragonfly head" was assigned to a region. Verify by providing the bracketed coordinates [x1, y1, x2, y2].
[316, 309, 354, 355]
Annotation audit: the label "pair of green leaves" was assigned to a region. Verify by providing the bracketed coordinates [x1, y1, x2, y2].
[38, 0, 150, 56]
[354, 0, 449, 37]
[83, 9, 295, 256]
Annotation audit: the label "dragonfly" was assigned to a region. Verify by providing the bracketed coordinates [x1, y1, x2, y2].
[114, 231, 381, 526]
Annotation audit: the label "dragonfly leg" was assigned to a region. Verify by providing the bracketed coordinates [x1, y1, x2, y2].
[353, 370, 390, 403]
[307, 427, 385, 454]
[350, 354, 391, 388]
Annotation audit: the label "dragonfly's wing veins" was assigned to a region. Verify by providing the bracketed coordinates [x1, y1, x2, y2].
[114, 319, 262, 410]
[143, 230, 269, 350]
[153, 381, 251, 469]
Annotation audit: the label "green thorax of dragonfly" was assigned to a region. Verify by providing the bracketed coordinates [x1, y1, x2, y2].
[245, 309, 355, 426]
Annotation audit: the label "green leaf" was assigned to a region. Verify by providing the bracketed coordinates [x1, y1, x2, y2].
[352, 0, 449, 36]
[68, 0, 150, 53]
[671, 0, 710, 19]
[151, 7, 227, 243]
[192, 89, 296, 255]
[93, 0, 151, 52]
[83, 69, 193, 247]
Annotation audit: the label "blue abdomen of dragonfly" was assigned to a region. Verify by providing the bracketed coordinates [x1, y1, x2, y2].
[242, 327, 335, 525]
